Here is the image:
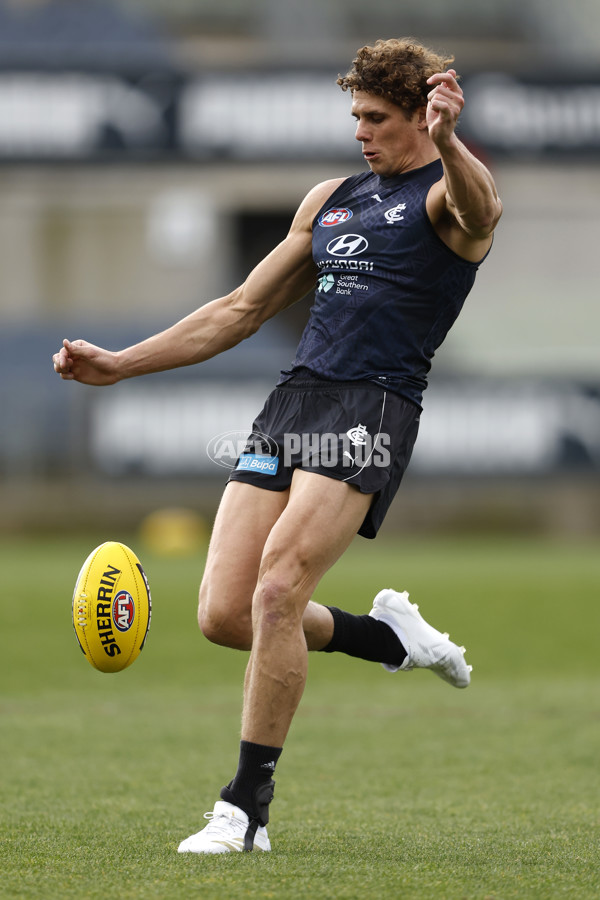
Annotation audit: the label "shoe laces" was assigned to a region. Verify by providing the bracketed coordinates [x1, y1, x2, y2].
[202, 808, 246, 839]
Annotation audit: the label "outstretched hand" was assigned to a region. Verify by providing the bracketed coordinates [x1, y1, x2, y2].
[425, 69, 464, 147]
[52, 338, 121, 386]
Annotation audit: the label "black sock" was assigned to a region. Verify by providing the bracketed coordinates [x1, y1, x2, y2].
[320, 606, 407, 668]
[220, 740, 282, 825]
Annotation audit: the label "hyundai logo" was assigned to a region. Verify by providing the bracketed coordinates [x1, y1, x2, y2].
[326, 234, 369, 257]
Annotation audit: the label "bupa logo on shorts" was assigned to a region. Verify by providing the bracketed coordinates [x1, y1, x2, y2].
[236, 454, 279, 476]
[326, 234, 369, 257]
[113, 591, 135, 632]
[318, 208, 353, 227]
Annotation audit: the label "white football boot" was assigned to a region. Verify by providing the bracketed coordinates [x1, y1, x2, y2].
[369, 589, 472, 688]
[177, 801, 271, 854]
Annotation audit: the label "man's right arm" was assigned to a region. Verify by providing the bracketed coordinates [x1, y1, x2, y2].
[53, 178, 344, 385]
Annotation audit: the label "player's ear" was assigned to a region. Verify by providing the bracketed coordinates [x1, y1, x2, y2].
[417, 106, 428, 130]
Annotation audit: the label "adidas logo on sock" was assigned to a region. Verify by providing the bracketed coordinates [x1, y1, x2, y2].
[260, 760, 276, 772]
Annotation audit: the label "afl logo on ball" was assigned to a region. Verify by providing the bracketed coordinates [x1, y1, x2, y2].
[113, 590, 135, 633]
[318, 208, 353, 227]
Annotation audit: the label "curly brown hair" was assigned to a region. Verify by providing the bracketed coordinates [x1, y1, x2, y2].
[337, 38, 454, 117]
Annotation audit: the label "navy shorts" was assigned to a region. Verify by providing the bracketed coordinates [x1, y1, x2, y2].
[228, 375, 421, 539]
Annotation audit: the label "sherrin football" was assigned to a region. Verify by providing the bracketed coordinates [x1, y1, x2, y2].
[72, 541, 152, 673]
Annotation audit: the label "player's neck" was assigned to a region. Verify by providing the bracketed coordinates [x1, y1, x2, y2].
[389, 146, 440, 177]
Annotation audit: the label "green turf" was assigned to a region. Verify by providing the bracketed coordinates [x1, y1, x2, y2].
[1, 531, 599, 899]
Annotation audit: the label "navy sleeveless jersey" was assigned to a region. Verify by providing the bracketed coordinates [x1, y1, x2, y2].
[280, 159, 485, 408]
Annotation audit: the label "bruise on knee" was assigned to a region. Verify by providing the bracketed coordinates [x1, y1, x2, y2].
[252, 575, 306, 637]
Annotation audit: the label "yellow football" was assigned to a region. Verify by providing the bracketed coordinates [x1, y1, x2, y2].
[72, 541, 152, 673]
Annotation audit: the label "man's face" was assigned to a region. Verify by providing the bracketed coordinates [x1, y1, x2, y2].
[351, 90, 423, 177]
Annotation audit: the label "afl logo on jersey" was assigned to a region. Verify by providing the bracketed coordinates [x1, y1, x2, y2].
[326, 234, 369, 257]
[318, 208, 353, 227]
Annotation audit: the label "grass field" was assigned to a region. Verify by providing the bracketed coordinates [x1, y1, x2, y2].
[1, 529, 599, 899]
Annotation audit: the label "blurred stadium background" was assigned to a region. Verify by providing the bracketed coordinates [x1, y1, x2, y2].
[1, 0, 599, 537]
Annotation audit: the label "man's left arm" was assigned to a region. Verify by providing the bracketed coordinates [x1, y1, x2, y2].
[425, 69, 502, 257]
